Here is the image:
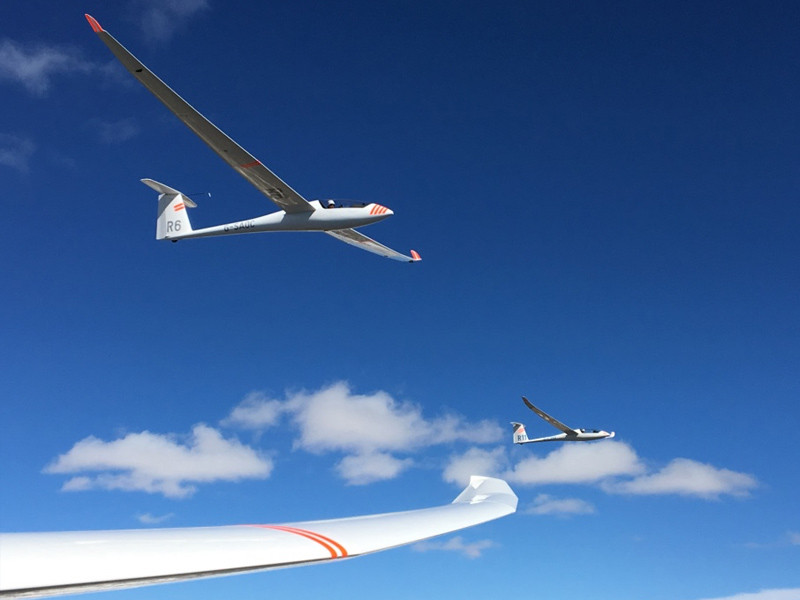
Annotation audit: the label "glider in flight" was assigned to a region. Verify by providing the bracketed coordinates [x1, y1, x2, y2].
[512, 396, 615, 444]
[0, 476, 516, 598]
[85, 14, 420, 263]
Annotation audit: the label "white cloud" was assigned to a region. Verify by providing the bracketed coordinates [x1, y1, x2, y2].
[526, 493, 595, 516]
[442, 447, 506, 485]
[44, 424, 272, 498]
[0, 40, 92, 96]
[285, 382, 502, 454]
[413, 536, 496, 559]
[221, 391, 286, 429]
[92, 118, 140, 144]
[335, 452, 413, 485]
[693, 589, 800, 600]
[137, 0, 210, 42]
[0, 133, 35, 172]
[607, 458, 757, 499]
[444, 441, 756, 503]
[223, 382, 503, 485]
[136, 512, 174, 525]
[504, 441, 644, 485]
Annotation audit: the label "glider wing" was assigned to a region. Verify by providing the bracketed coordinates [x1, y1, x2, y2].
[522, 396, 576, 434]
[326, 228, 422, 262]
[0, 476, 515, 599]
[85, 14, 313, 214]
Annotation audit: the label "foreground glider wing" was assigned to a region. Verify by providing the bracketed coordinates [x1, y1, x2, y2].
[84, 14, 312, 214]
[522, 396, 575, 434]
[0, 476, 516, 599]
[326, 229, 422, 262]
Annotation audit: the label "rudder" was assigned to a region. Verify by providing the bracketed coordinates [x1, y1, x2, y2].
[511, 422, 528, 444]
[142, 178, 196, 240]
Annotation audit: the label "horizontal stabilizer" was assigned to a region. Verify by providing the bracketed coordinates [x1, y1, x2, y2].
[141, 179, 197, 207]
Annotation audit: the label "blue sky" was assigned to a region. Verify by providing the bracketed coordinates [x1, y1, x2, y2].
[1, 1, 799, 599]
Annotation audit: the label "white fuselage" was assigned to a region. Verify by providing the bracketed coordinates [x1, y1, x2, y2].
[165, 201, 392, 240]
[520, 430, 615, 444]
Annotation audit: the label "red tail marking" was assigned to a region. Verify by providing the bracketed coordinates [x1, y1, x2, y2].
[173, 203, 185, 212]
[410, 250, 421, 261]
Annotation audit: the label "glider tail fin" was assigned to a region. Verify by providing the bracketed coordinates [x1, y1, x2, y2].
[142, 179, 196, 240]
[511, 422, 528, 444]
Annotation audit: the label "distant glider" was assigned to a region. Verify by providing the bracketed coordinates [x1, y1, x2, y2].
[0, 476, 515, 599]
[85, 14, 420, 263]
[512, 396, 615, 444]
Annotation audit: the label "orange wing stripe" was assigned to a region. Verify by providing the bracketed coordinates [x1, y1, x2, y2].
[248, 525, 348, 558]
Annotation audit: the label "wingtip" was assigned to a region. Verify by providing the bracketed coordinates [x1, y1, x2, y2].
[452, 476, 518, 512]
[85, 14, 103, 33]
[410, 250, 421, 262]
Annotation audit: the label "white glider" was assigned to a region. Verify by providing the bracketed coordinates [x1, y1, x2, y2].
[0, 476, 516, 599]
[85, 15, 420, 263]
[512, 396, 615, 444]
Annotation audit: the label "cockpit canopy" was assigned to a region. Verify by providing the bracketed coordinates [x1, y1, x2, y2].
[319, 199, 369, 208]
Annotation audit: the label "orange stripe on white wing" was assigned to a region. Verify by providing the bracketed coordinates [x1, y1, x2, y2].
[274, 525, 349, 558]
[247, 525, 348, 558]
[173, 203, 185, 212]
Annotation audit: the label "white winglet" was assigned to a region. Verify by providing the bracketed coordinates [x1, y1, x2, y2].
[0, 476, 515, 598]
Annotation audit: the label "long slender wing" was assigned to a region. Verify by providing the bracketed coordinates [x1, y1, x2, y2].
[85, 14, 313, 214]
[522, 396, 576, 434]
[326, 228, 422, 262]
[0, 476, 515, 599]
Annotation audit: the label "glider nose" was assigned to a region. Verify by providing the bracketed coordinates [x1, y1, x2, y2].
[368, 204, 393, 217]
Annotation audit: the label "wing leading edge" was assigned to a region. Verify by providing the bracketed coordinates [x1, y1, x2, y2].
[326, 229, 422, 262]
[522, 396, 576, 434]
[84, 14, 312, 214]
[0, 476, 515, 599]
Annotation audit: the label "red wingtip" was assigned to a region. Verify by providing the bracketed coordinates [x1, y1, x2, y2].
[410, 250, 421, 261]
[85, 14, 103, 33]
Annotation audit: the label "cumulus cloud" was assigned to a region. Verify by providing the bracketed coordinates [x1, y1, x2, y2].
[0, 40, 93, 96]
[0, 133, 35, 172]
[223, 382, 503, 484]
[692, 589, 800, 600]
[91, 118, 140, 144]
[505, 441, 644, 485]
[444, 441, 757, 502]
[137, 0, 210, 42]
[221, 391, 286, 430]
[44, 424, 272, 498]
[286, 383, 501, 454]
[442, 447, 506, 485]
[335, 452, 413, 485]
[526, 494, 595, 516]
[413, 536, 497, 559]
[136, 512, 174, 525]
[606, 458, 757, 499]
